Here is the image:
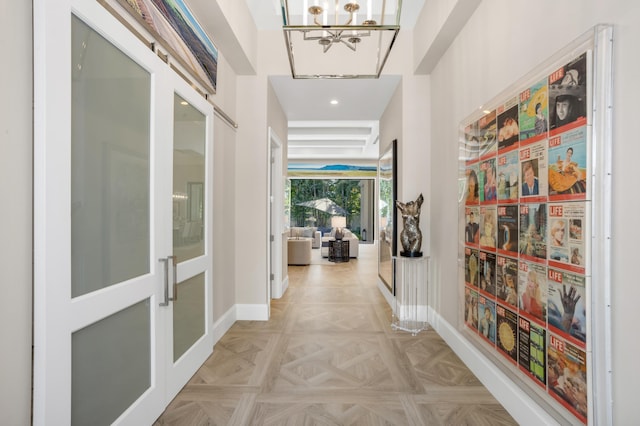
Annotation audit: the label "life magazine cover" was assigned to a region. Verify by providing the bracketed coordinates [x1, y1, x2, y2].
[518, 261, 547, 325]
[465, 164, 480, 205]
[497, 97, 520, 152]
[478, 110, 497, 160]
[465, 286, 479, 330]
[479, 250, 497, 297]
[547, 268, 586, 347]
[497, 204, 519, 257]
[479, 206, 498, 251]
[496, 303, 518, 364]
[518, 315, 546, 387]
[548, 333, 588, 424]
[464, 206, 480, 245]
[497, 149, 519, 202]
[496, 255, 518, 308]
[519, 203, 547, 262]
[549, 53, 588, 136]
[519, 78, 549, 144]
[548, 202, 587, 274]
[464, 122, 480, 164]
[519, 139, 548, 202]
[478, 295, 496, 344]
[479, 157, 498, 204]
[465, 247, 479, 287]
[548, 126, 588, 201]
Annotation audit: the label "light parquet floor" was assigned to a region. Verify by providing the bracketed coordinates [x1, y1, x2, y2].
[155, 244, 517, 425]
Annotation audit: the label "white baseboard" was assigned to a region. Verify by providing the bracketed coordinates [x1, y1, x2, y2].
[211, 302, 272, 347]
[212, 305, 236, 345]
[377, 278, 393, 306]
[428, 307, 560, 426]
[236, 303, 269, 321]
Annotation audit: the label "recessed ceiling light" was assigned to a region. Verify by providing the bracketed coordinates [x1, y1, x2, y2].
[330, 99, 339, 105]
[180, 101, 189, 106]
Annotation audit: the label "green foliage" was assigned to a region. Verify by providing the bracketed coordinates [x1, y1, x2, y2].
[291, 179, 363, 236]
[379, 179, 392, 218]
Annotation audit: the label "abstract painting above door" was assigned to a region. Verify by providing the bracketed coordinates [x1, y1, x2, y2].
[100, 0, 218, 93]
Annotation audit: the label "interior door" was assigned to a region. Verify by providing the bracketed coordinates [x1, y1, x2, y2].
[34, 2, 213, 424]
[34, 6, 167, 425]
[165, 78, 214, 399]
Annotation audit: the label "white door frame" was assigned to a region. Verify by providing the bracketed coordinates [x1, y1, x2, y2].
[268, 127, 285, 299]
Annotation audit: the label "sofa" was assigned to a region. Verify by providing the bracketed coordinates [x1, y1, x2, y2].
[321, 228, 359, 258]
[287, 238, 312, 265]
[288, 226, 321, 249]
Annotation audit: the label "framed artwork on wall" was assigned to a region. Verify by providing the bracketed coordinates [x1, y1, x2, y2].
[99, 0, 218, 93]
[457, 26, 613, 426]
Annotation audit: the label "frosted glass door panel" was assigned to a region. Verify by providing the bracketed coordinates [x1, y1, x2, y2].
[173, 273, 206, 361]
[71, 299, 150, 426]
[173, 94, 206, 263]
[164, 80, 213, 403]
[71, 15, 151, 297]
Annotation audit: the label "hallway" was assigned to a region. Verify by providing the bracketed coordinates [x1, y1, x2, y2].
[155, 244, 516, 425]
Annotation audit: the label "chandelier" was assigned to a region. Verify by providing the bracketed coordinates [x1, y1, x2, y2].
[280, 0, 402, 79]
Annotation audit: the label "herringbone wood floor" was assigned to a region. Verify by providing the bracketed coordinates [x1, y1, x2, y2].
[155, 244, 517, 425]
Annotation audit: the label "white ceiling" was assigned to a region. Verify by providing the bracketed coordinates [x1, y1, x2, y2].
[270, 75, 400, 160]
[245, 0, 424, 161]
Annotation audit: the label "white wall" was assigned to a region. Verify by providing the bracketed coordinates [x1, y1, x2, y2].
[0, 1, 33, 423]
[379, 83, 403, 172]
[211, 51, 239, 323]
[378, 33, 431, 254]
[232, 28, 290, 315]
[187, 0, 257, 75]
[399, 74, 430, 242]
[233, 79, 288, 311]
[234, 75, 269, 313]
[427, 0, 640, 423]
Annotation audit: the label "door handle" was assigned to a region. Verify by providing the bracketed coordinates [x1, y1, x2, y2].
[168, 255, 178, 302]
[159, 257, 169, 306]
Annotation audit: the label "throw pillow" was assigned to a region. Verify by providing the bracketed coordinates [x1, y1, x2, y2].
[302, 227, 313, 238]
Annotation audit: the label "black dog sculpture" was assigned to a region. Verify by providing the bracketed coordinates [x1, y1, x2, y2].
[396, 194, 424, 257]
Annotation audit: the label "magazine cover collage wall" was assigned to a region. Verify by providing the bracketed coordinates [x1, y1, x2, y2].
[457, 34, 608, 425]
